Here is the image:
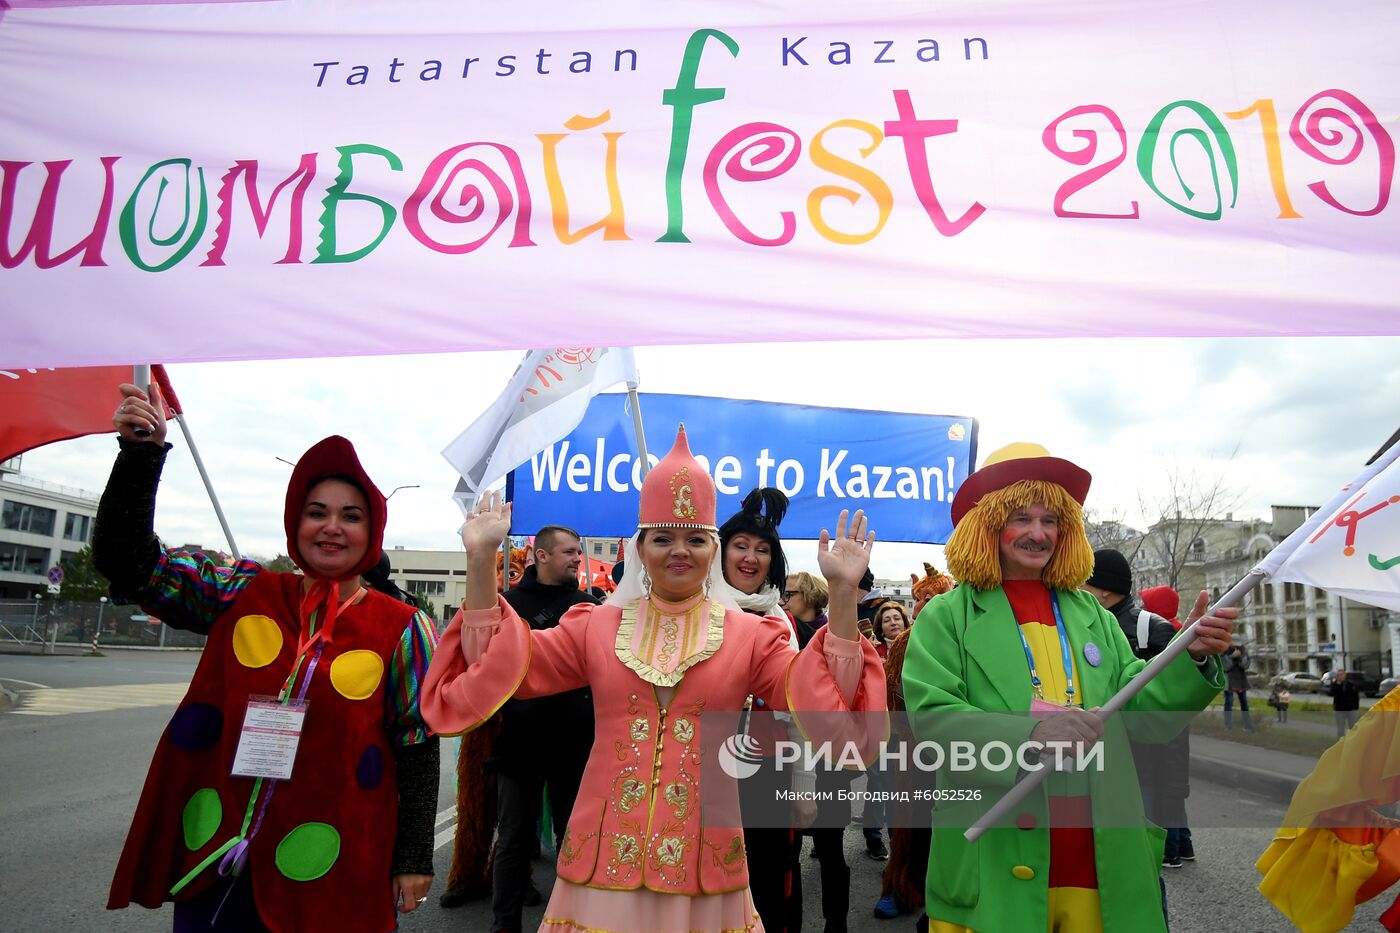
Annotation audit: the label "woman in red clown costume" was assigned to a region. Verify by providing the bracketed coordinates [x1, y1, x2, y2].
[100, 383, 439, 933]
[422, 425, 888, 933]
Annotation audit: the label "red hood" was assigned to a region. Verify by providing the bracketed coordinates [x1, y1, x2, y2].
[1140, 586, 1180, 625]
[283, 435, 386, 581]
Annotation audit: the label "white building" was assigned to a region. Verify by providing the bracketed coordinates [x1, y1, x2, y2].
[0, 457, 99, 599]
[1135, 505, 1397, 679]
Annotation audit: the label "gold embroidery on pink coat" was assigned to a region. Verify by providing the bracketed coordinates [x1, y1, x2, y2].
[657, 616, 681, 668]
[557, 827, 593, 866]
[656, 836, 686, 867]
[618, 778, 646, 814]
[662, 782, 690, 820]
[614, 600, 724, 689]
[609, 834, 641, 866]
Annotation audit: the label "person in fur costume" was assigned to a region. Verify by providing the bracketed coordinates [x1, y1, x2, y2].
[440, 542, 530, 908]
[874, 566, 954, 922]
[910, 562, 955, 618]
[901, 442, 1237, 933]
[873, 625, 931, 926]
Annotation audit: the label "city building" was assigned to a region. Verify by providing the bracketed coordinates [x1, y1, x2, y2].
[379, 546, 464, 623]
[582, 536, 622, 564]
[0, 456, 99, 599]
[1130, 506, 1398, 680]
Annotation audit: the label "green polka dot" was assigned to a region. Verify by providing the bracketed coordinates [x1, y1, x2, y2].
[181, 788, 223, 851]
[275, 822, 340, 881]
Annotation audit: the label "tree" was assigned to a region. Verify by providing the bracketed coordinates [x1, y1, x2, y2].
[57, 546, 111, 603]
[1134, 451, 1244, 593]
[267, 553, 298, 573]
[1083, 508, 1146, 560]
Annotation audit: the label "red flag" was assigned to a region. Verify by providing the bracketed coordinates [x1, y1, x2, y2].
[150, 364, 184, 416]
[0, 364, 178, 462]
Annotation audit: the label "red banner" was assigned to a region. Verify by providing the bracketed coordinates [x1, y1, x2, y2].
[0, 365, 177, 462]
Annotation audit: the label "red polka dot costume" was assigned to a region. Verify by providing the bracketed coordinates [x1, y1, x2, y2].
[107, 436, 435, 933]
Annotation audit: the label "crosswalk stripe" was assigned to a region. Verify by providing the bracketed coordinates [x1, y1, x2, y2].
[12, 683, 190, 716]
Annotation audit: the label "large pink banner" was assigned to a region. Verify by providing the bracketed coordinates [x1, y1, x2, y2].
[1, 0, 1397, 368]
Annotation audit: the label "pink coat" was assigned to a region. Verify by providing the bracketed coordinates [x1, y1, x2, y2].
[422, 597, 885, 896]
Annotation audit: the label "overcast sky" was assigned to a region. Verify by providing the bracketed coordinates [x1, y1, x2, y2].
[14, 336, 1399, 580]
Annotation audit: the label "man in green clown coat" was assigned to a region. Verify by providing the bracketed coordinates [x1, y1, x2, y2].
[901, 443, 1238, 933]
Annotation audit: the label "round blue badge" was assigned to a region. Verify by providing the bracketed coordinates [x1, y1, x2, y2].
[1084, 643, 1102, 667]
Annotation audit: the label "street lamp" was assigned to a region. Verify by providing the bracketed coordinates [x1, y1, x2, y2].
[94, 596, 108, 652]
[387, 485, 420, 500]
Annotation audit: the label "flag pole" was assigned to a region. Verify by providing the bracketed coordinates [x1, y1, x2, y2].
[966, 442, 1400, 842]
[131, 365, 152, 439]
[139, 365, 242, 561]
[627, 381, 650, 479]
[169, 414, 242, 561]
[964, 571, 1263, 842]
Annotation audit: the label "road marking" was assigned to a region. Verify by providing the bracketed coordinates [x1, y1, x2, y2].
[13, 687, 469, 845]
[10, 682, 189, 715]
[0, 677, 51, 689]
[435, 805, 457, 850]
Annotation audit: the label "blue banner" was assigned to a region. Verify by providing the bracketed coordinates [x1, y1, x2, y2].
[508, 394, 977, 545]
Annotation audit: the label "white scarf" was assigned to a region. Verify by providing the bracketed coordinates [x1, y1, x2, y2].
[733, 583, 798, 650]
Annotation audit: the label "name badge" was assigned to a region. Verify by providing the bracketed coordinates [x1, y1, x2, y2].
[232, 696, 308, 781]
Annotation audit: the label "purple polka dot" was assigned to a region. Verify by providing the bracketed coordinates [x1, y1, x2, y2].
[356, 745, 384, 789]
[168, 703, 223, 752]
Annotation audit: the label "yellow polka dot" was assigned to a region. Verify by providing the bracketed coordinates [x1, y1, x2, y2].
[231, 615, 284, 668]
[1011, 864, 1035, 881]
[330, 650, 384, 700]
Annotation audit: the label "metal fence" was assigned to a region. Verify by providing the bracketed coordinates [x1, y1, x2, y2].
[0, 598, 206, 649]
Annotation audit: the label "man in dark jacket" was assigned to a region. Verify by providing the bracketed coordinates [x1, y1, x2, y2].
[491, 526, 598, 933]
[1084, 549, 1195, 870]
[1332, 670, 1362, 737]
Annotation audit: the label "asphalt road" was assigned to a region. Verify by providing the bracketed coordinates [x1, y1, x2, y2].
[0, 650, 1380, 932]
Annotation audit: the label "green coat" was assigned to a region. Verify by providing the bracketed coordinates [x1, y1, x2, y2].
[902, 585, 1223, 933]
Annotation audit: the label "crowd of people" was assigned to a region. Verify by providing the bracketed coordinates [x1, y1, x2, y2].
[98, 386, 1247, 933]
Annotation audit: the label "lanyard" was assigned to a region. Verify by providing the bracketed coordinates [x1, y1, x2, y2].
[1016, 591, 1076, 705]
[169, 588, 357, 897]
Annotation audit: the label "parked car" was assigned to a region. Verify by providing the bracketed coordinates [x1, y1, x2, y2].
[1272, 671, 1324, 693]
[1379, 676, 1399, 698]
[1321, 669, 1383, 698]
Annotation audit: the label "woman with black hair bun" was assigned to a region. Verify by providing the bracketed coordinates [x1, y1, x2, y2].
[718, 487, 790, 621]
[719, 488, 808, 933]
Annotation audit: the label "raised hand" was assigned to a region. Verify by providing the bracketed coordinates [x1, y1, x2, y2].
[1183, 590, 1237, 660]
[461, 491, 511, 559]
[112, 382, 167, 445]
[816, 509, 875, 588]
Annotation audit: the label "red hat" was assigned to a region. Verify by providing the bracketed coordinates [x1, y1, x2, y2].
[1140, 586, 1182, 627]
[950, 442, 1091, 527]
[283, 435, 387, 580]
[638, 425, 716, 531]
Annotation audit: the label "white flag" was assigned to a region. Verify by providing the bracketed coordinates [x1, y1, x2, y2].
[1256, 439, 1400, 612]
[443, 347, 639, 514]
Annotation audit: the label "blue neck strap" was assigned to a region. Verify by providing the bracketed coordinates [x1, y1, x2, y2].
[1016, 591, 1077, 705]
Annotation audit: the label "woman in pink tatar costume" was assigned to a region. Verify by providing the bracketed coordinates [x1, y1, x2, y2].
[422, 426, 887, 933]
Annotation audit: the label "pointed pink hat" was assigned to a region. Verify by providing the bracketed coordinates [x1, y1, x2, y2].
[637, 425, 717, 531]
